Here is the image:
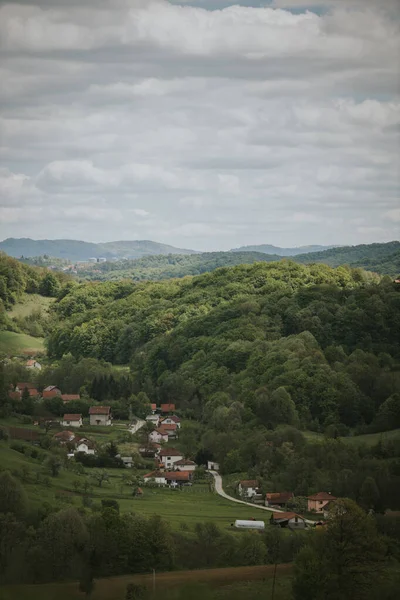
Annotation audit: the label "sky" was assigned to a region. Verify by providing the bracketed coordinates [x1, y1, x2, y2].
[0, 0, 399, 251]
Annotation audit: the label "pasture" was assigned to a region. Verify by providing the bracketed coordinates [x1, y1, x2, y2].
[0, 330, 45, 354]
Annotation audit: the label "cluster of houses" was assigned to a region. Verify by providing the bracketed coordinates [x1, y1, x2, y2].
[61, 406, 112, 428]
[141, 446, 198, 488]
[53, 430, 96, 455]
[238, 480, 337, 528]
[146, 403, 181, 442]
[9, 382, 81, 403]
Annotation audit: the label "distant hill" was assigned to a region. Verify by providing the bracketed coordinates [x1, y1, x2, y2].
[231, 244, 337, 256]
[79, 251, 283, 281]
[294, 241, 400, 276]
[0, 238, 197, 261]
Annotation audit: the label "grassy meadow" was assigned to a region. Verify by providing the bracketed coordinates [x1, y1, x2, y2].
[0, 330, 45, 354]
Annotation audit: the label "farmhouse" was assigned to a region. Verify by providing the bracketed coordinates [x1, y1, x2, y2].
[160, 403, 175, 414]
[89, 406, 112, 426]
[307, 492, 337, 513]
[139, 443, 161, 458]
[160, 416, 181, 429]
[270, 512, 307, 530]
[148, 403, 157, 413]
[160, 423, 178, 438]
[146, 414, 160, 426]
[16, 382, 39, 397]
[159, 447, 184, 468]
[148, 428, 169, 443]
[75, 437, 96, 455]
[207, 461, 220, 471]
[26, 360, 42, 370]
[143, 470, 191, 487]
[143, 471, 168, 485]
[53, 430, 75, 444]
[174, 459, 197, 472]
[265, 492, 294, 508]
[238, 480, 259, 499]
[43, 385, 61, 399]
[61, 394, 81, 402]
[61, 413, 83, 428]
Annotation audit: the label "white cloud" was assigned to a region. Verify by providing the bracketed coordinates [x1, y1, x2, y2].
[0, 0, 399, 249]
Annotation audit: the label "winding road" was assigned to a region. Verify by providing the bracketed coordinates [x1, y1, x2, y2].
[209, 470, 314, 524]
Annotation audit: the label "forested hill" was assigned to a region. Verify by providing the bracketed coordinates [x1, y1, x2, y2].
[0, 238, 197, 261]
[48, 261, 400, 433]
[295, 241, 400, 276]
[79, 251, 282, 281]
[231, 243, 336, 256]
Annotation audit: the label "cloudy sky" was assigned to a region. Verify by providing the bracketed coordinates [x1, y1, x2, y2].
[0, 0, 399, 250]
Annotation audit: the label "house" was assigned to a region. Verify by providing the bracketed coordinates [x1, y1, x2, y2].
[26, 360, 42, 370]
[146, 414, 160, 426]
[61, 394, 81, 402]
[148, 428, 169, 444]
[143, 470, 191, 487]
[307, 492, 337, 513]
[148, 403, 157, 414]
[322, 500, 337, 518]
[9, 390, 21, 401]
[159, 447, 184, 468]
[238, 480, 259, 499]
[270, 512, 307, 530]
[265, 492, 294, 508]
[74, 437, 96, 455]
[89, 406, 112, 426]
[16, 382, 39, 396]
[160, 416, 181, 429]
[139, 443, 161, 458]
[174, 459, 197, 472]
[53, 430, 75, 444]
[207, 461, 220, 471]
[160, 403, 175, 414]
[160, 423, 178, 438]
[119, 456, 133, 468]
[61, 413, 83, 428]
[43, 385, 62, 399]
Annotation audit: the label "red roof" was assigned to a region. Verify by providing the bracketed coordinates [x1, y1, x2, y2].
[150, 403, 157, 410]
[266, 492, 293, 504]
[89, 406, 110, 415]
[61, 394, 81, 402]
[169, 415, 181, 423]
[27, 388, 39, 397]
[17, 382, 36, 390]
[44, 386, 60, 392]
[63, 414, 82, 421]
[152, 428, 169, 436]
[164, 471, 190, 481]
[160, 423, 177, 431]
[9, 391, 21, 400]
[26, 360, 37, 366]
[175, 459, 196, 466]
[240, 480, 259, 488]
[271, 512, 303, 521]
[54, 431, 75, 442]
[308, 492, 337, 501]
[161, 403, 175, 412]
[159, 448, 183, 457]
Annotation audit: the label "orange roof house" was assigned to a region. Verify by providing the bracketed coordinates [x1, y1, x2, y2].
[61, 394, 81, 402]
[265, 492, 294, 507]
[307, 492, 337, 513]
[42, 386, 61, 399]
[160, 403, 175, 413]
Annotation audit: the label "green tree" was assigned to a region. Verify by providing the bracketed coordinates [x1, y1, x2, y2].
[0, 471, 28, 517]
[39, 272, 60, 297]
[359, 476, 380, 513]
[45, 455, 62, 477]
[292, 499, 387, 600]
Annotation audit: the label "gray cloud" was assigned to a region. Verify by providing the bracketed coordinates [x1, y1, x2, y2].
[0, 0, 399, 250]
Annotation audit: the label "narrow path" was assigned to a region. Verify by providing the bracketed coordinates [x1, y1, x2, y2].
[209, 471, 314, 525]
[128, 418, 145, 434]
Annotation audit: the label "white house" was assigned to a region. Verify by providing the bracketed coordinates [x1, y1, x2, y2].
[148, 428, 169, 444]
[26, 359, 42, 370]
[207, 461, 220, 471]
[61, 414, 83, 428]
[146, 414, 160, 426]
[238, 480, 259, 499]
[144, 470, 191, 487]
[159, 447, 184, 468]
[174, 459, 197, 472]
[143, 471, 167, 485]
[74, 437, 96, 455]
[160, 416, 181, 429]
[159, 423, 178, 438]
[270, 512, 307, 530]
[120, 456, 134, 468]
[89, 406, 112, 426]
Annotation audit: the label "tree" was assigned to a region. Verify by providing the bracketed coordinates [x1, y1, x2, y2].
[39, 273, 60, 297]
[79, 560, 95, 598]
[91, 471, 109, 488]
[359, 476, 380, 513]
[0, 471, 28, 517]
[125, 583, 146, 599]
[292, 499, 387, 600]
[45, 454, 62, 477]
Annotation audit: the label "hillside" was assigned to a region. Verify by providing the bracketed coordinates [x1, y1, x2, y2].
[79, 251, 283, 281]
[294, 241, 400, 276]
[0, 238, 197, 261]
[231, 244, 337, 256]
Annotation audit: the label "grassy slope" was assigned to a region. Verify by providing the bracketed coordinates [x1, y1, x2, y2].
[0, 330, 45, 353]
[0, 441, 271, 530]
[8, 293, 55, 318]
[304, 428, 400, 447]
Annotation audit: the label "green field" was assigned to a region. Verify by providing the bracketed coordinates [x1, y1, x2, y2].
[8, 293, 55, 318]
[0, 441, 271, 530]
[304, 428, 400, 447]
[0, 330, 45, 354]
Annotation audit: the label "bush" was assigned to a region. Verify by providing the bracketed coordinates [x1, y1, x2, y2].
[101, 499, 120, 513]
[10, 442, 26, 454]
